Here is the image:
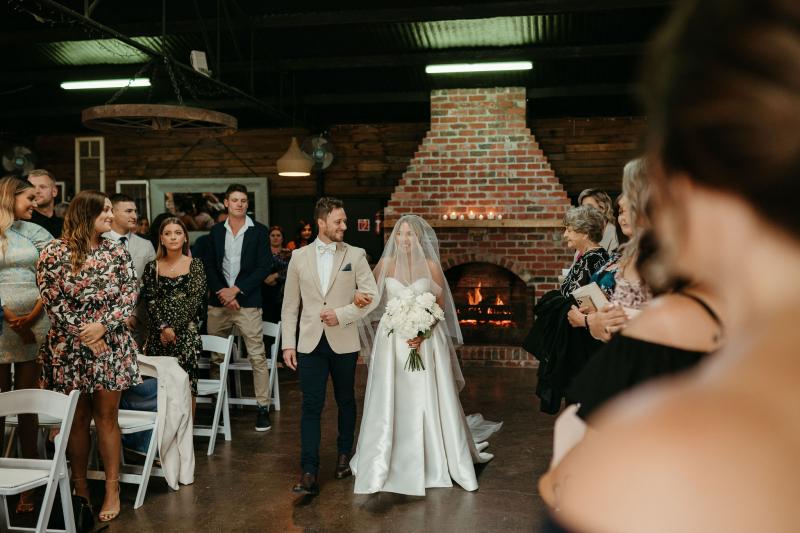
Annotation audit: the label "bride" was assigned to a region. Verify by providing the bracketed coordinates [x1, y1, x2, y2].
[349, 214, 502, 496]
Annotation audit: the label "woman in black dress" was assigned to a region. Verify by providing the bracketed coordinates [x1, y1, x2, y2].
[141, 217, 206, 415]
[524, 206, 609, 413]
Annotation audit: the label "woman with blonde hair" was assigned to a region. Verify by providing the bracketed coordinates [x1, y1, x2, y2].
[577, 188, 619, 253]
[0, 175, 53, 514]
[37, 190, 140, 523]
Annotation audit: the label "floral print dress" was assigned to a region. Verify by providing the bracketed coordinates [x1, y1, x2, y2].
[141, 257, 206, 394]
[37, 238, 141, 393]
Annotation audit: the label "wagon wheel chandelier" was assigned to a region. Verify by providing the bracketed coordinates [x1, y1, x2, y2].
[81, 58, 238, 138]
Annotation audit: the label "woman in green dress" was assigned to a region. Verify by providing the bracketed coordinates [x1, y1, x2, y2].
[141, 217, 206, 415]
[0, 175, 53, 514]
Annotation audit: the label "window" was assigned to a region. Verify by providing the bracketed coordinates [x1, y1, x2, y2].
[74, 136, 105, 192]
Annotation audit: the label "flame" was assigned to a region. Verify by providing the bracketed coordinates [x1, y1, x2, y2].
[495, 294, 504, 305]
[467, 282, 483, 306]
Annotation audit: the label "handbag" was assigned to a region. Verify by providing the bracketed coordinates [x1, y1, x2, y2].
[48, 494, 95, 533]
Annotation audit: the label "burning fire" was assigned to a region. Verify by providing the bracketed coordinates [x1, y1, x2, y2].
[460, 282, 512, 327]
[467, 283, 483, 305]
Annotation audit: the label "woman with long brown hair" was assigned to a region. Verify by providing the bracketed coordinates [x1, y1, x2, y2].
[0, 175, 53, 514]
[37, 190, 140, 523]
[141, 216, 206, 414]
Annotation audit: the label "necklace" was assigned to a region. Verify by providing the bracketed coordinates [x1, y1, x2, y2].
[162, 256, 185, 275]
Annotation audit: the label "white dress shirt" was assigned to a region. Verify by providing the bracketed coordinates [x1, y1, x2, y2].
[107, 229, 130, 248]
[222, 215, 255, 288]
[314, 238, 336, 294]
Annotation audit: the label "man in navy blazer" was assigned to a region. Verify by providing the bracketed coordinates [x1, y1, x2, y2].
[204, 184, 273, 431]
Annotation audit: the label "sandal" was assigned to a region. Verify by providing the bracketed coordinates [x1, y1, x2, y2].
[15, 490, 35, 514]
[98, 478, 120, 523]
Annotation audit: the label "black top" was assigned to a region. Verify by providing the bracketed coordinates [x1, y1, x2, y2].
[541, 516, 573, 533]
[569, 293, 721, 419]
[560, 247, 610, 298]
[29, 210, 63, 238]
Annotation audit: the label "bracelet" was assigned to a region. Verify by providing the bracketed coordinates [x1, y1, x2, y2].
[584, 314, 590, 329]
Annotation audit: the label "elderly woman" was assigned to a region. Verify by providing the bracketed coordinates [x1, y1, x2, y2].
[578, 189, 619, 253]
[524, 206, 609, 413]
[560, 206, 610, 297]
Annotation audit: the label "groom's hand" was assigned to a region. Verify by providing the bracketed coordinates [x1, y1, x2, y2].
[320, 309, 339, 326]
[283, 348, 297, 370]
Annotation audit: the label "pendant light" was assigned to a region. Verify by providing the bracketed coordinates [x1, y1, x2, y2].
[277, 137, 313, 176]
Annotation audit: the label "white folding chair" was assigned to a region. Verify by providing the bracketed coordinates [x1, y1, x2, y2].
[87, 363, 161, 510]
[0, 389, 80, 533]
[228, 321, 282, 411]
[194, 334, 234, 456]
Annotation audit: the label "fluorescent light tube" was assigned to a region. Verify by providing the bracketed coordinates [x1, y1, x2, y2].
[60, 78, 151, 90]
[425, 61, 533, 74]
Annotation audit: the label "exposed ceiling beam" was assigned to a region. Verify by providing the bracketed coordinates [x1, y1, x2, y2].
[303, 84, 636, 105]
[0, 43, 642, 85]
[24, 0, 291, 123]
[273, 44, 641, 71]
[3, 1, 671, 44]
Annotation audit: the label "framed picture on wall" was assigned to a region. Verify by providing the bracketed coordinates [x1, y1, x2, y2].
[116, 180, 150, 222]
[149, 177, 269, 243]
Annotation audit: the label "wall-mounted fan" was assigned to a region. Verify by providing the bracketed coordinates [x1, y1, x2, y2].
[301, 134, 335, 170]
[2, 145, 37, 177]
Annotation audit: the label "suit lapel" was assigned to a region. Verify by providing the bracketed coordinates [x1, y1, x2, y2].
[325, 243, 348, 297]
[306, 245, 324, 297]
[214, 225, 226, 272]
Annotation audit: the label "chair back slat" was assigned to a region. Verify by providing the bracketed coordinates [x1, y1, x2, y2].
[0, 388, 78, 419]
[262, 321, 280, 338]
[201, 334, 235, 375]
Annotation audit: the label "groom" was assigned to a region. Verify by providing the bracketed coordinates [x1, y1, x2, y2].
[281, 197, 378, 495]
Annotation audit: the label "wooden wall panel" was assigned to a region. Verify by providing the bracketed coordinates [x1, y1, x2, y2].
[530, 116, 648, 198]
[31, 117, 646, 205]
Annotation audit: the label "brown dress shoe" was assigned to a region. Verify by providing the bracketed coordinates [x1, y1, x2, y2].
[334, 454, 352, 479]
[292, 473, 319, 495]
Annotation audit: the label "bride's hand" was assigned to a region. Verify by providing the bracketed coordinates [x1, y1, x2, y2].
[353, 292, 372, 309]
[407, 336, 423, 349]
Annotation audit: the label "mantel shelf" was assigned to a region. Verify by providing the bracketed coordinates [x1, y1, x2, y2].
[386, 218, 562, 229]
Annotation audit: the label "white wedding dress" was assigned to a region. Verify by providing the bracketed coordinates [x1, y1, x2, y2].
[350, 277, 502, 496]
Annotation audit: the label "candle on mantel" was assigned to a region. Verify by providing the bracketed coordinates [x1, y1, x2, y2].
[449, 211, 457, 220]
[478, 214, 484, 220]
[468, 210, 476, 220]
[487, 211, 495, 220]
[458, 214, 465, 220]
[442, 214, 448, 220]
[497, 214, 503, 220]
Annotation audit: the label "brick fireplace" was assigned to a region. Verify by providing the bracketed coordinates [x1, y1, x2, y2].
[385, 87, 573, 367]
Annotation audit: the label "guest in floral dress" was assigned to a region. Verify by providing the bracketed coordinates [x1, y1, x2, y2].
[37, 190, 141, 523]
[0, 176, 53, 514]
[141, 217, 206, 414]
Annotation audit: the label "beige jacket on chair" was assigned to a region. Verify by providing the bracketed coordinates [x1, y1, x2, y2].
[281, 242, 378, 354]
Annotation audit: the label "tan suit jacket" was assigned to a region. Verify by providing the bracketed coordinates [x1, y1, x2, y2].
[281, 242, 378, 354]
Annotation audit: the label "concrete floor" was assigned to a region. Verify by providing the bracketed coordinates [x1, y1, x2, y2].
[9, 366, 553, 533]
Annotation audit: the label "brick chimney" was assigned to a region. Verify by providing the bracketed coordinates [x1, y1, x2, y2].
[385, 87, 574, 367]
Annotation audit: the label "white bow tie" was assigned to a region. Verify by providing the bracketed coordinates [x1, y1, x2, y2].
[317, 243, 336, 255]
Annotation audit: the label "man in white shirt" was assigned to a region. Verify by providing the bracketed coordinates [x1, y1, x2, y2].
[203, 184, 273, 431]
[104, 193, 156, 344]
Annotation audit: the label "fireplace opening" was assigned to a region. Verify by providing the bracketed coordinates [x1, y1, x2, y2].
[445, 263, 531, 346]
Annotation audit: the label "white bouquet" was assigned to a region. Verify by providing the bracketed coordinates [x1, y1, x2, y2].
[384, 289, 445, 371]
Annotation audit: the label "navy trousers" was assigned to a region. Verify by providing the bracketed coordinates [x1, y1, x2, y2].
[298, 334, 358, 474]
